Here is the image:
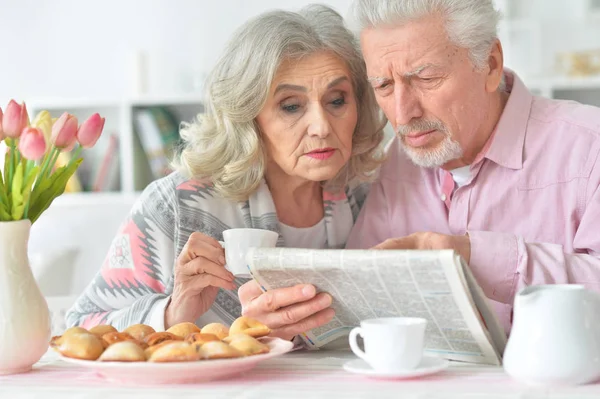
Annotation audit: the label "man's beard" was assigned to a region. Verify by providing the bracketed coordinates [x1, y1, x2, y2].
[396, 119, 463, 168]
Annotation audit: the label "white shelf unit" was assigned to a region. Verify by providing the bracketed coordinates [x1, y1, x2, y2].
[494, 0, 600, 104]
[27, 95, 205, 203]
[523, 76, 600, 106]
[26, 73, 600, 208]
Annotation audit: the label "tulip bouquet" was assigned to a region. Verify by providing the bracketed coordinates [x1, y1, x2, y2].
[0, 99, 104, 223]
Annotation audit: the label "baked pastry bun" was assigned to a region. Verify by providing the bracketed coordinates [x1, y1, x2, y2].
[229, 316, 271, 338]
[123, 324, 156, 341]
[166, 322, 201, 338]
[143, 340, 174, 359]
[148, 341, 200, 363]
[89, 325, 118, 338]
[199, 341, 244, 360]
[185, 333, 220, 345]
[51, 326, 88, 345]
[200, 323, 229, 340]
[54, 332, 105, 361]
[101, 332, 135, 347]
[99, 341, 146, 362]
[223, 334, 270, 356]
[144, 331, 182, 346]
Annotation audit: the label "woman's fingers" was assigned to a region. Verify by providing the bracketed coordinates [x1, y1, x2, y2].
[240, 283, 317, 315]
[179, 256, 234, 282]
[174, 231, 234, 295]
[188, 273, 237, 292]
[238, 280, 263, 304]
[252, 292, 333, 329]
[178, 232, 224, 265]
[270, 308, 336, 341]
[238, 281, 335, 338]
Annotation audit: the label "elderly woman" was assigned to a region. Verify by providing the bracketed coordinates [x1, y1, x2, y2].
[66, 4, 384, 341]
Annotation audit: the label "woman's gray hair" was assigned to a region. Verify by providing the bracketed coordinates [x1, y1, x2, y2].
[349, 0, 502, 70]
[174, 4, 386, 201]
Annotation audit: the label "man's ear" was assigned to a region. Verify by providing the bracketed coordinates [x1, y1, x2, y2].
[485, 39, 504, 93]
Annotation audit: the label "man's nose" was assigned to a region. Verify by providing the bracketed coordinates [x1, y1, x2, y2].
[394, 83, 423, 127]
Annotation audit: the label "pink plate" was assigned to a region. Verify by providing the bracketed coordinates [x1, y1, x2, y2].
[58, 337, 294, 384]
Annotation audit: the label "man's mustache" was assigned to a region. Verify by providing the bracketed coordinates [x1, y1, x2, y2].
[395, 119, 447, 136]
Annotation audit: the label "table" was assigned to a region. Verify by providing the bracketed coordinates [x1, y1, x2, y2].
[2, 350, 599, 399]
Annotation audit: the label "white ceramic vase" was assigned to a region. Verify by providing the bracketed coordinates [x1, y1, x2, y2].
[0, 220, 51, 375]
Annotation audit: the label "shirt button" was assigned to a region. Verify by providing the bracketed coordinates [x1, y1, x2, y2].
[441, 194, 447, 201]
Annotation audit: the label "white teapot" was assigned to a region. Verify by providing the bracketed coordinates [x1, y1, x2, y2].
[503, 284, 600, 386]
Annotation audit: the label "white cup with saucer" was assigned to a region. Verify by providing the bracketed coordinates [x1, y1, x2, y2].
[218, 228, 278, 278]
[346, 317, 448, 379]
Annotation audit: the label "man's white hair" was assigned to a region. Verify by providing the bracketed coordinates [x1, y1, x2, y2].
[349, 0, 502, 70]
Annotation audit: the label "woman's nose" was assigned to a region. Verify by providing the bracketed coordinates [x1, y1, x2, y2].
[306, 106, 331, 138]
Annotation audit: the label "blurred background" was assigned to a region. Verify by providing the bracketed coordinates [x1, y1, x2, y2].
[1, 0, 599, 332]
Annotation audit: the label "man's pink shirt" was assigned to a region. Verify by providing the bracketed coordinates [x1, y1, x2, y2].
[346, 71, 600, 334]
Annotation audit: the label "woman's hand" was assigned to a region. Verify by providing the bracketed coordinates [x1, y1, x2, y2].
[238, 280, 335, 341]
[165, 232, 236, 328]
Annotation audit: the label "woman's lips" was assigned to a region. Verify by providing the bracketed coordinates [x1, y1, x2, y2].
[305, 148, 336, 160]
[403, 130, 436, 147]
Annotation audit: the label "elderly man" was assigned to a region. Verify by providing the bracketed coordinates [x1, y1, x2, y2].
[344, 0, 600, 333]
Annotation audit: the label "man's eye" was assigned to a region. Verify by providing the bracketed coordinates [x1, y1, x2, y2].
[282, 104, 300, 113]
[375, 82, 391, 90]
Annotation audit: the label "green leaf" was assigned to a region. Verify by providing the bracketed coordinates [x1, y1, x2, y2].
[10, 162, 25, 220]
[0, 206, 10, 221]
[21, 165, 39, 205]
[28, 158, 82, 224]
[0, 172, 9, 221]
[21, 154, 27, 178]
[3, 142, 10, 195]
[0, 170, 7, 205]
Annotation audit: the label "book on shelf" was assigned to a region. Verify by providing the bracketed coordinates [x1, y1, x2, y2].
[133, 107, 180, 180]
[244, 247, 507, 366]
[53, 132, 120, 193]
[92, 133, 120, 192]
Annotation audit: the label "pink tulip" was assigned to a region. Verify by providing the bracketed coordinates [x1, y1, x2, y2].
[51, 112, 78, 149]
[2, 100, 29, 138]
[19, 127, 47, 161]
[0, 108, 4, 139]
[77, 113, 105, 148]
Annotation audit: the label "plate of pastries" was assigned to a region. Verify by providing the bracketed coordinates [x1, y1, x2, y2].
[49, 316, 294, 384]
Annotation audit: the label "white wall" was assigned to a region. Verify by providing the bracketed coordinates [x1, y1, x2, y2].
[2, 0, 599, 103]
[0, 0, 352, 103]
[504, 0, 600, 77]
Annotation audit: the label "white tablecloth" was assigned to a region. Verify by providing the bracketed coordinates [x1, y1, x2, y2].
[2, 350, 599, 399]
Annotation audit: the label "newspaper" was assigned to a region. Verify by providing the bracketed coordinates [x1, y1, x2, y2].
[245, 247, 507, 366]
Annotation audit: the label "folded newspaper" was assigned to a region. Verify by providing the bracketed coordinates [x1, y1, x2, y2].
[245, 247, 507, 366]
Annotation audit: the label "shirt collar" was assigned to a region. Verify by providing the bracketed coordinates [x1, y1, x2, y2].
[473, 69, 532, 170]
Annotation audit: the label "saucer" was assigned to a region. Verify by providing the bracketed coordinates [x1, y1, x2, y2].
[343, 356, 449, 380]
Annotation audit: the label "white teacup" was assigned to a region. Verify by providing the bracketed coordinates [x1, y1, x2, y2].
[219, 228, 278, 277]
[349, 317, 427, 372]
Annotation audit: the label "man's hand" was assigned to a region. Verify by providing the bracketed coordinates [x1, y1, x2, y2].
[238, 280, 335, 341]
[373, 232, 471, 263]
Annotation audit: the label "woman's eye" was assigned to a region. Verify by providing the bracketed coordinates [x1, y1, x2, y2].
[331, 97, 346, 107]
[281, 104, 300, 113]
